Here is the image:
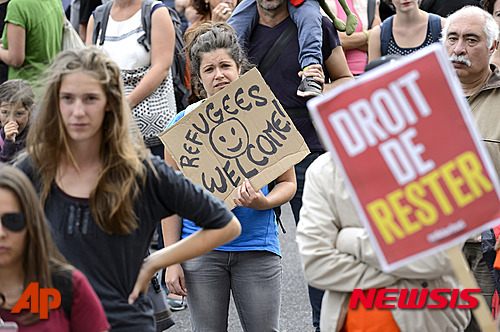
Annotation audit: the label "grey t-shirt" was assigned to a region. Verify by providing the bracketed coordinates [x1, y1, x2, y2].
[17, 155, 234, 331]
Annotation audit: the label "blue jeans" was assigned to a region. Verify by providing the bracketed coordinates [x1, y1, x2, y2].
[291, 152, 324, 331]
[182, 250, 282, 332]
[228, 0, 323, 68]
[463, 242, 495, 311]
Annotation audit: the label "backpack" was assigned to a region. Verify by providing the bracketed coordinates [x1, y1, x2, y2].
[380, 13, 442, 55]
[92, 0, 189, 112]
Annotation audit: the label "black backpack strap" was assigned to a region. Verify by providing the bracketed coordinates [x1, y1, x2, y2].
[367, 0, 376, 28]
[167, 6, 189, 111]
[138, 0, 155, 52]
[258, 21, 298, 77]
[380, 15, 394, 56]
[52, 269, 73, 318]
[267, 180, 286, 234]
[428, 13, 442, 42]
[92, 1, 113, 45]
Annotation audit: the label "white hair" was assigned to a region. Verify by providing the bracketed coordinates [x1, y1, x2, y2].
[441, 6, 499, 49]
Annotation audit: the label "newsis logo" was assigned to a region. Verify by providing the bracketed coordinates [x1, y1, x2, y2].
[10, 283, 61, 319]
[349, 289, 481, 309]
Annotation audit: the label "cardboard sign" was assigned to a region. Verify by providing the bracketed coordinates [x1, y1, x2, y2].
[308, 44, 500, 271]
[160, 68, 310, 209]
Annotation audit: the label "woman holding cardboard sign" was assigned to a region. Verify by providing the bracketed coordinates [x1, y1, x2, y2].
[162, 22, 297, 331]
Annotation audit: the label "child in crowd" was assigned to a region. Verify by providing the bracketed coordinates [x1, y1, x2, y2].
[228, 0, 357, 97]
[0, 80, 33, 163]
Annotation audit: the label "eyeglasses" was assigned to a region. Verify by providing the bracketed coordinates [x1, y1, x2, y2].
[1, 212, 25, 232]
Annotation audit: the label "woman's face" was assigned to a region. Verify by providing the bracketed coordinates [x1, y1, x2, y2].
[199, 48, 241, 97]
[494, 0, 500, 27]
[0, 188, 26, 269]
[58, 72, 108, 146]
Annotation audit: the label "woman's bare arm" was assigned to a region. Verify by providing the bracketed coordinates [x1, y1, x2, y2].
[0, 23, 26, 67]
[126, 7, 175, 108]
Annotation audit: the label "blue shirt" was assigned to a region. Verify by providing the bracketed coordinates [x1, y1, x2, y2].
[167, 101, 281, 256]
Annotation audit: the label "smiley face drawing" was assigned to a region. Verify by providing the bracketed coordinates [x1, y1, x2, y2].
[209, 118, 249, 158]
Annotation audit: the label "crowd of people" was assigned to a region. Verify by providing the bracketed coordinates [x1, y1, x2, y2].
[0, 0, 499, 331]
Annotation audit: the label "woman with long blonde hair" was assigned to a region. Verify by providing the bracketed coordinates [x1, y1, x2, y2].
[16, 47, 241, 332]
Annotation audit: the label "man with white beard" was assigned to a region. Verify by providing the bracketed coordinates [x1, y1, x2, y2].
[443, 6, 500, 331]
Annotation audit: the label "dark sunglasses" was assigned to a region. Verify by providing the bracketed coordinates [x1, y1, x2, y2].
[1, 212, 25, 232]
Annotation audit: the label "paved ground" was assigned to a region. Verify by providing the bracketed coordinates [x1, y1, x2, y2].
[165, 203, 314, 331]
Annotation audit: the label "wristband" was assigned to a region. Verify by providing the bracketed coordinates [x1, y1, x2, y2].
[363, 30, 370, 44]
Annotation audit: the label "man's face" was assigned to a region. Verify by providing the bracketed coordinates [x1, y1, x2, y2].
[444, 14, 496, 83]
[256, 0, 285, 11]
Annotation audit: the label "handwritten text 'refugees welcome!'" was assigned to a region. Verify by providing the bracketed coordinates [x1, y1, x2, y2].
[160, 68, 309, 209]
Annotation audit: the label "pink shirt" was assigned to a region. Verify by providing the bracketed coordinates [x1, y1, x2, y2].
[335, 0, 367, 74]
[0, 270, 110, 332]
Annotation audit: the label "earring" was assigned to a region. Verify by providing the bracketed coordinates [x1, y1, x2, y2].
[205, 2, 209, 11]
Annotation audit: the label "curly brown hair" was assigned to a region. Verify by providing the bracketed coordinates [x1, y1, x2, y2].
[184, 22, 251, 99]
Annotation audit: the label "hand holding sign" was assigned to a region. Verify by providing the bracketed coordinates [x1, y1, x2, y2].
[233, 178, 266, 209]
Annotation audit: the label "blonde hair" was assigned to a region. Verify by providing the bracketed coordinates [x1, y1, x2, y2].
[26, 47, 148, 235]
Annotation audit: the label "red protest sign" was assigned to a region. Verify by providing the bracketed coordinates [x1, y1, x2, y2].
[308, 44, 500, 271]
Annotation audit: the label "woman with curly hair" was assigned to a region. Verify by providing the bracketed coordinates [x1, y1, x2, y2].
[163, 22, 296, 331]
[184, 0, 239, 103]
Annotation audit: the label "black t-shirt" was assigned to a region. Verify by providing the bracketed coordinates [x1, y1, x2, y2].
[17, 155, 234, 332]
[246, 16, 341, 152]
[80, 0, 103, 24]
[419, 0, 481, 17]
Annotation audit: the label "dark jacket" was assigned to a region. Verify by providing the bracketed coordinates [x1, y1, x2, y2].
[0, 123, 29, 163]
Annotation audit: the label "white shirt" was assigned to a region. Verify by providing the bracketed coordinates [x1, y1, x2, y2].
[100, 7, 150, 69]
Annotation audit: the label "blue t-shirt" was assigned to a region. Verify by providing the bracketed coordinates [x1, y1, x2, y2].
[167, 101, 281, 256]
